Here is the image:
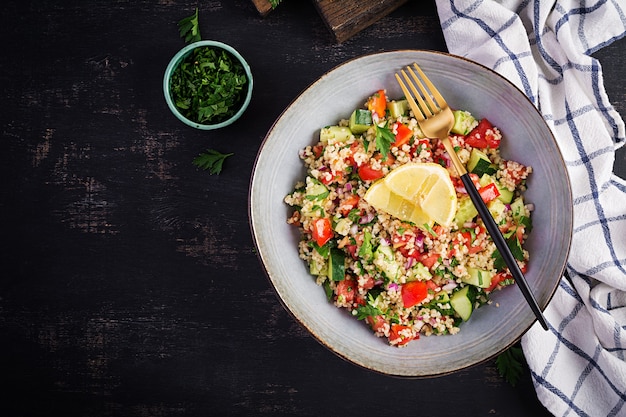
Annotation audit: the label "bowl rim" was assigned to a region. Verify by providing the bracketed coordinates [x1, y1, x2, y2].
[163, 40, 253, 130]
[248, 49, 572, 377]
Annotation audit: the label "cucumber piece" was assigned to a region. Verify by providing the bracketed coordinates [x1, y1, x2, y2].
[450, 285, 474, 321]
[373, 245, 400, 280]
[320, 126, 352, 144]
[433, 291, 450, 304]
[496, 183, 514, 204]
[349, 109, 372, 134]
[510, 197, 525, 219]
[407, 262, 432, 281]
[309, 257, 326, 276]
[305, 177, 329, 201]
[328, 248, 346, 282]
[388, 100, 409, 119]
[488, 198, 507, 220]
[467, 148, 497, 177]
[454, 196, 478, 227]
[510, 196, 532, 231]
[451, 110, 477, 135]
[333, 217, 352, 236]
[478, 173, 493, 187]
[462, 267, 494, 288]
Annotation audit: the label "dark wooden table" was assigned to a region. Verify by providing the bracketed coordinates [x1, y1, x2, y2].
[1, 1, 624, 416]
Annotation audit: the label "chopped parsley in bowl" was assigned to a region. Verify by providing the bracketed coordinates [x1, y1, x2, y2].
[163, 40, 253, 130]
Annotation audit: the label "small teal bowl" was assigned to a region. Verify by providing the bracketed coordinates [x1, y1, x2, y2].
[163, 40, 253, 130]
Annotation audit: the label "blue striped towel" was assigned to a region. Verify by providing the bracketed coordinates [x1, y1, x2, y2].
[435, 0, 626, 415]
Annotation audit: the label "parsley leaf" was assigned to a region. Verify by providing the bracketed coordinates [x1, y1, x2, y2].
[495, 344, 525, 386]
[192, 149, 233, 174]
[178, 8, 201, 43]
[355, 303, 382, 320]
[357, 231, 373, 261]
[375, 123, 395, 159]
[269, 0, 283, 8]
[492, 235, 525, 271]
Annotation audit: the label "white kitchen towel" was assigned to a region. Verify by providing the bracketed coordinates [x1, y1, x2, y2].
[434, 1, 626, 416]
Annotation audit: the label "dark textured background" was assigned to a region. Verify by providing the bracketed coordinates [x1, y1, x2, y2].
[1, 1, 624, 416]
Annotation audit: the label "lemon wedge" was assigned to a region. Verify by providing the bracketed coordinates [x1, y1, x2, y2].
[364, 162, 457, 228]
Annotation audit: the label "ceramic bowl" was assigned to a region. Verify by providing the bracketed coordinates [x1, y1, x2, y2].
[249, 50, 572, 377]
[163, 40, 253, 130]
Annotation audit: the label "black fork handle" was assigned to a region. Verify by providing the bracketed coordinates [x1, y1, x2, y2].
[460, 173, 549, 331]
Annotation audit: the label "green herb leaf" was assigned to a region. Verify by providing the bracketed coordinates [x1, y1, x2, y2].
[492, 235, 525, 271]
[355, 303, 382, 320]
[357, 231, 373, 261]
[375, 123, 395, 159]
[355, 291, 383, 320]
[170, 46, 248, 124]
[178, 8, 201, 43]
[269, 0, 283, 8]
[192, 149, 233, 174]
[495, 344, 525, 386]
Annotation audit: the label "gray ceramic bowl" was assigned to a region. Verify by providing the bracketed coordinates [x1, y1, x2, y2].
[249, 50, 572, 377]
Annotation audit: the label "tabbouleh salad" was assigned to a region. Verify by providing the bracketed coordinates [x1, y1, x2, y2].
[284, 89, 533, 347]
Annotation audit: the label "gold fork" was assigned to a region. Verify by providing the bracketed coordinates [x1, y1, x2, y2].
[396, 63, 549, 331]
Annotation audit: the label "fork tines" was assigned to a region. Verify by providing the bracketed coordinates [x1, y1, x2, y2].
[395, 63, 447, 119]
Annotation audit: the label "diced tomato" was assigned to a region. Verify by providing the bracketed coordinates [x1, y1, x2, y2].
[465, 134, 488, 149]
[311, 217, 333, 247]
[366, 315, 387, 333]
[393, 122, 413, 147]
[339, 194, 360, 216]
[392, 225, 415, 247]
[335, 277, 357, 304]
[401, 281, 429, 308]
[346, 142, 362, 168]
[419, 252, 440, 269]
[367, 89, 387, 118]
[319, 171, 343, 185]
[312, 145, 324, 158]
[373, 152, 396, 167]
[466, 118, 501, 149]
[478, 182, 500, 203]
[486, 271, 510, 292]
[453, 173, 481, 195]
[355, 294, 367, 306]
[411, 138, 431, 157]
[345, 244, 358, 259]
[450, 231, 483, 257]
[467, 242, 484, 254]
[359, 276, 375, 292]
[389, 324, 414, 346]
[358, 164, 384, 181]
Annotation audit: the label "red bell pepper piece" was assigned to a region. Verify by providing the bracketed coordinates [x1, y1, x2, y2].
[393, 122, 413, 147]
[367, 90, 387, 118]
[478, 182, 500, 203]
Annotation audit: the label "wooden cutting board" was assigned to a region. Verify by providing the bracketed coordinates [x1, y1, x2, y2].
[252, 0, 409, 43]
